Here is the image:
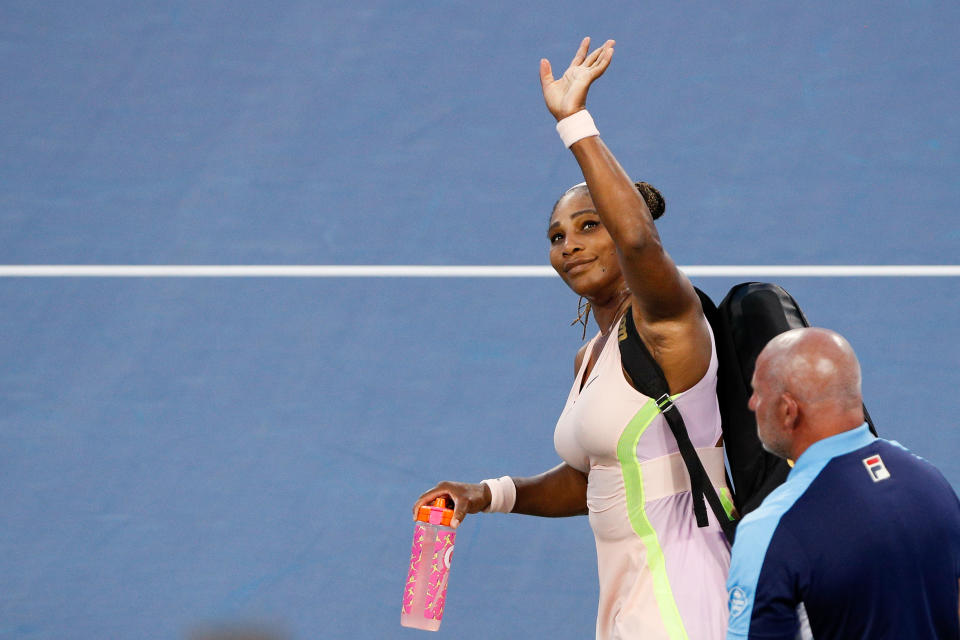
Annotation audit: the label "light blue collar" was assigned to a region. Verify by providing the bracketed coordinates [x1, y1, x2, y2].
[790, 423, 875, 478]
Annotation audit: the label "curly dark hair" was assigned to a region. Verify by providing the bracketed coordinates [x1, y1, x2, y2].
[552, 181, 665, 220]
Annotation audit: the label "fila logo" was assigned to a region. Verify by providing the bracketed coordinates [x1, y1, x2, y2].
[863, 454, 891, 482]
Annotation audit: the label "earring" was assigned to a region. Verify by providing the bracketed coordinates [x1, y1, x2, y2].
[570, 296, 591, 339]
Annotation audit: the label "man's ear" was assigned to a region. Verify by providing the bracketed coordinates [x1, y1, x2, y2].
[779, 393, 799, 432]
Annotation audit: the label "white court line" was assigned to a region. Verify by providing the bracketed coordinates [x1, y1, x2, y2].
[0, 265, 958, 277]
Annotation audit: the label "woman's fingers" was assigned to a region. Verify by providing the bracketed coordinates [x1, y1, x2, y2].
[569, 36, 590, 68]
[412, 484, 449, 518]
[583, 39, 615, 68]
[450, 496, 469, 529]
[412, 481, 480, 528]
[582, 44, 603, 67]
[539, 58, 555, 91]
[540, 38, 615, 121]
[595, 45, 614, 73]
[543, 38, 614, 91]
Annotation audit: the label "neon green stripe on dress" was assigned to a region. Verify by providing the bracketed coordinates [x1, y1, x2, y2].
[718, 487, 736, 521]
[616, 397, 689, 640]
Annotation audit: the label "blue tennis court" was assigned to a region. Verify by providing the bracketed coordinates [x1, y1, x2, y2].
[2, 2, 958, 638]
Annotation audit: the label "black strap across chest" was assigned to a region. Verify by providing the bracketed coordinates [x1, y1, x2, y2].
[617, 308, 737, 543]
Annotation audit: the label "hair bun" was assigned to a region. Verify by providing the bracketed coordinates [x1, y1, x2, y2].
[634, 181, 665, 220]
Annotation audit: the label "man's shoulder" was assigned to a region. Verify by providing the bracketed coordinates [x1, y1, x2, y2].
[833, 437, 956, 495]
[738, 463, 819, 530]
[737, 487, 794, 534]
[733, 472, 812, 561]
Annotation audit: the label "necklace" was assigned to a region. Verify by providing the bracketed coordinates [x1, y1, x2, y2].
[598, 289, 632, 337]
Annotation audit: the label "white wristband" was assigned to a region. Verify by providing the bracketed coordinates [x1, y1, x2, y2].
[480, 476, 517, 513]
[556, 109, 599, 148]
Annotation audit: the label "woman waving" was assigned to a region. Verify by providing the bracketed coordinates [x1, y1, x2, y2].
[415, 38, 730, 640]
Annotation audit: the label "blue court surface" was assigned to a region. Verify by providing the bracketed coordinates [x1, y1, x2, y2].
[2, 2, 958, 639]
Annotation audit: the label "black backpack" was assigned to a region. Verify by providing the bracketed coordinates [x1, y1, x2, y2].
[618, 282, 877, 542]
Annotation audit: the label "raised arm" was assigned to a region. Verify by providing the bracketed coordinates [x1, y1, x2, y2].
[540, 38, 710, 389]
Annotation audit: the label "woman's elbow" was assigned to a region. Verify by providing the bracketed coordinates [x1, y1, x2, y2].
[618, 231, 663, 259]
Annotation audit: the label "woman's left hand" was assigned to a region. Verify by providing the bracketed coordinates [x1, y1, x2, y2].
[539, 37, 615, 122]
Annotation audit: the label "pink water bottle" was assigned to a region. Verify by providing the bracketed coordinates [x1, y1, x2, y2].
[401, 497, 456, 631]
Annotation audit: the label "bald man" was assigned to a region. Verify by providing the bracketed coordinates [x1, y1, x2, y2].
[725, 328, 960, 640]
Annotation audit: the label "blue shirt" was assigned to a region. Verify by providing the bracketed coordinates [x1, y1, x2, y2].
[726, 424, 960, 639]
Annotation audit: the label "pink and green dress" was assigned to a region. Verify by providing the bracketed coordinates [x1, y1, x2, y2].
[554, 320, 732, 640]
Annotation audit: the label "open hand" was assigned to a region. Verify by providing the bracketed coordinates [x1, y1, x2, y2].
[540, 37, 615, 122]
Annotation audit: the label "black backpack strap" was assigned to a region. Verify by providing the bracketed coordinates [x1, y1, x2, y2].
[618, 308, 737, 543]
[864, 404, 878, 436]
[616, 310, 673, 398]
[660, 396, 738, 543]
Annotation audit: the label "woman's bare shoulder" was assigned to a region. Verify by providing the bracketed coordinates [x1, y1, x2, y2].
[574, 342, 590, 375]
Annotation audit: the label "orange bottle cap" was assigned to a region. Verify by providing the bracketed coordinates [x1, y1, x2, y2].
[417, 497, 455, 526]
